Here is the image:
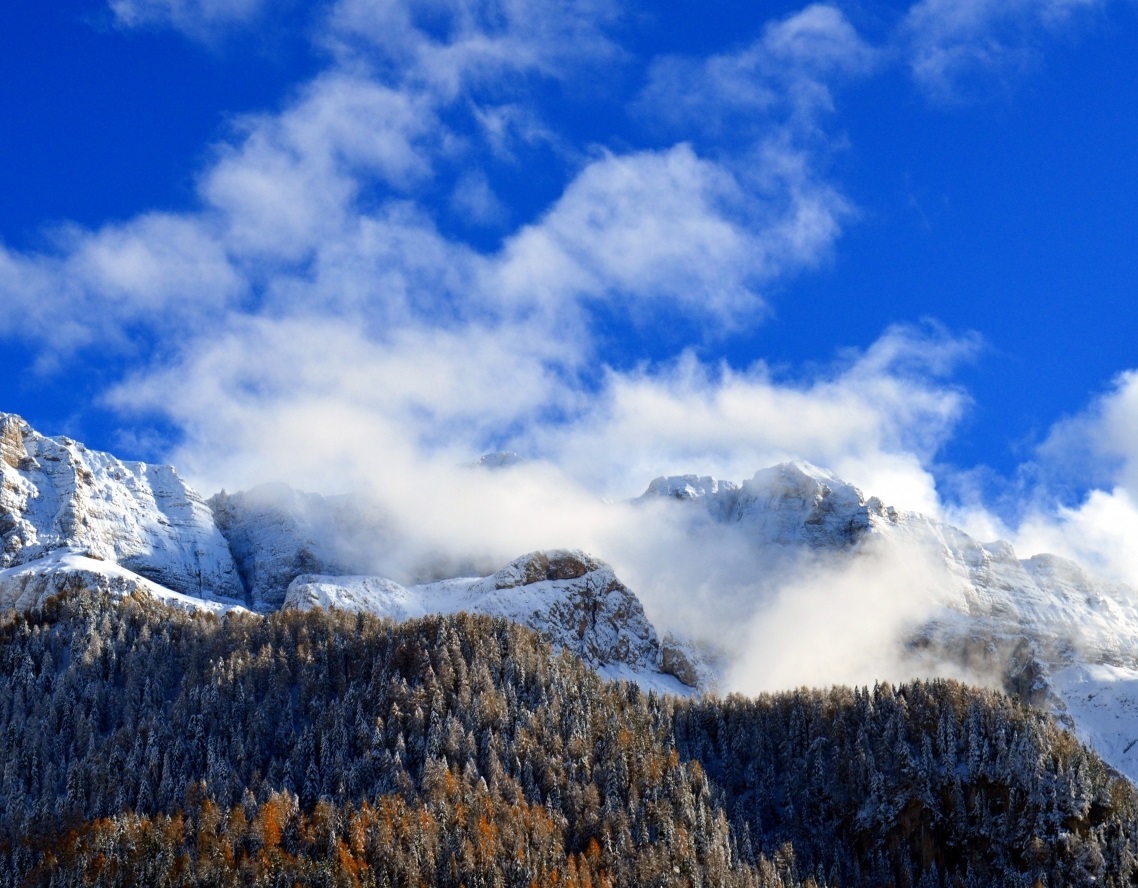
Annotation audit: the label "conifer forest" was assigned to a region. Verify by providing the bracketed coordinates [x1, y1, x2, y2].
[1, 592, 1136, 887]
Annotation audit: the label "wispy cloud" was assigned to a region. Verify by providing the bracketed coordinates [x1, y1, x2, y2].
[108, 0, 272, 37]
[3, 0, 870, 374]
[494, 145, 778, 324]
[518, 324, 977, 507]
[638, 4, 879, 135]
[323, 0, 624, 95]
[0, 213, 242, 362]
[993, 371, 1138, 586]
[200, 74, 440, 262]
[901, 0, 1105, 101]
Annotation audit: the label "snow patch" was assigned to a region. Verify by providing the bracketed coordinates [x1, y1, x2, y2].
[1052, 664, 1138, 783]
[0, 548, 245, 616]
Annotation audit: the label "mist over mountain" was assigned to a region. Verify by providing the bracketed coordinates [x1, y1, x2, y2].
[6, 410, 1138, 882]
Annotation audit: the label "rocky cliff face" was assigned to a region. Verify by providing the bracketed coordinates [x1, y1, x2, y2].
[0, 413, 243, 603]
[465, 550, 666, 679]
[285, 549, 698, 691]
[208, 481, 413, 609]
[637, 461, 880, 547]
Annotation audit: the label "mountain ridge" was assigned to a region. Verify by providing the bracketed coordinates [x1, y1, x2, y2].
[3, 411, 1138, 781]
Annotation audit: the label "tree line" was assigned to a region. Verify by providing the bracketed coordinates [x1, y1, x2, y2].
[0, 591, 1135, 886]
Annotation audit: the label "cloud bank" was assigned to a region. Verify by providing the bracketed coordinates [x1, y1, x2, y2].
[1, 0, 1136, 693]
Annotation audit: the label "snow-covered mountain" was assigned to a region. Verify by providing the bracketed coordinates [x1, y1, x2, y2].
[2, 413, 1138, 780]
[0, 548, 238, 616]
[637, 461, 1138, 665]
[284, 549, 701, 693]
[637, 460, 1138, 779]
[0, 413, 243, 604]
[209, 483, 395, 609]
[0, 414, 694, 690]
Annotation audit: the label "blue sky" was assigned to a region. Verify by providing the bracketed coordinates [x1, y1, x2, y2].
[3, 0, 1138, 580]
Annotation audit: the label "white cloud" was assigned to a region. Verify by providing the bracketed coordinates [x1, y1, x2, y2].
[324, 0, 622, 96]
[1013, 488, 1138, 588]
[1035, 369, 1138, 493]
[902, 0, 1104, 101]
[200, 75, 439, 261]
[726, 537, 967, 694]
[983, 371, 1138, 587]
[108, 0, 269, 36]
[265, 202, 485, 325]
[105, 310, 582, 491]
[639, 4, 878, 134]
[491, 140, 855, 328]
[494, 146, 762, 321]
[521, 323, 975, 508]
[0, 213, 242, 358]
[0, 0, 871, 368]
[450, 172, 508, 226]
[763, 3, 879, 70]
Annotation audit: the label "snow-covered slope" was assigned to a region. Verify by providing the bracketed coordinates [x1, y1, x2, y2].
[638, 460, 1138, 780]
[0, 548, 241, 616]
[0, 414, 243, 603]
[1051, 664, 1138, 780]
[284, 549, 699, 693]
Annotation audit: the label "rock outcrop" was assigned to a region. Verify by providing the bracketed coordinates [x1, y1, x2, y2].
[0, 413, 243, 603]
[285, 549, 700, 691]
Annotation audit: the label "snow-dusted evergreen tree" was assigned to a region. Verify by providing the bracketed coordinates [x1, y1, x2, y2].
[0, 591, 1136, 886]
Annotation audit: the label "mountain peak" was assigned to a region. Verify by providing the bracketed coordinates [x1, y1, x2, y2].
[747, 460, 861, 497]
[639, 474, 740, 501]
[484, 549, 603, 588]
[475, 451, 527, 469]
[0, 413, 244, 603]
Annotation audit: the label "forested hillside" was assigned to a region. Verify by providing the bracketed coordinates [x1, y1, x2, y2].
[1, 593, 1136, 887]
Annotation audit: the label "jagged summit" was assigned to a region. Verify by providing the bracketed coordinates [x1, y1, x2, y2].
[0, 412, 243, 603]
[640, 461, 854, 500]
[638, 460, 880, 547]
[639, 474, 740, 500]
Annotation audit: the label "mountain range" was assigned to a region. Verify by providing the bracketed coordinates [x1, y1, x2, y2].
[2, 409, 1137, 784]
